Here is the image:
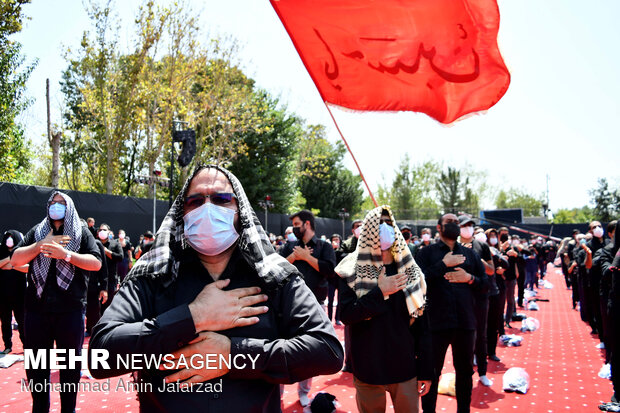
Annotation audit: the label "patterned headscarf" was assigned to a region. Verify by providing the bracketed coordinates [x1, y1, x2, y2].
[335, 205, 426, 318]
[125, 165, 299, 288]
[32, 191, 83, 298]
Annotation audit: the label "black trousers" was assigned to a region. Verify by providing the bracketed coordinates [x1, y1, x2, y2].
[487, 293, 503, 357]
[422, 329, 476, 413]
[327, 280, 341, 322]
[516, 273, 525, 307]
[611, 301, 619, 401]
[24, 309, 84, 413]
[0, 277, 25, 349]
[85, 288, 101, 335]
[474, 298, 489, 376]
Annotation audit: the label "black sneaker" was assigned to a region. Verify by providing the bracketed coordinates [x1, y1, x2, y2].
[1, 348, 11, 355]
[488, 355, 501, 362]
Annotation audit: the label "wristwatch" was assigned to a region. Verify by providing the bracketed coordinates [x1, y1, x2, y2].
[64, 253, 72, 263]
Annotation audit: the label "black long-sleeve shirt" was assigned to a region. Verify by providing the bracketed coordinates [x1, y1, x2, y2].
[338, 262, 434, 385]
[14, 224, 102, 313]
[415, 240, 487, 331]
[101, 238, 123, 290]
[89, 248, 343, 413]
[279, 235, 336, 302]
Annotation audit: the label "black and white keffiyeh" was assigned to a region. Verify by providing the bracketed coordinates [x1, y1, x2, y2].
[335, 205, 426, 318]
[32, 191, 82, 298]
[126, 164, 299, 288]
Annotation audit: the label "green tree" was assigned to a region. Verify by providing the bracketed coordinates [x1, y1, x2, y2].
[296, 125, 363, 218]
[0, 0, 35, 182]
[226, 92, 300, 213]
[589, 178, 620, 222]
[496, 188, 545, 217]
[552, 206, 595, 224]
[436, 167, 480, 215]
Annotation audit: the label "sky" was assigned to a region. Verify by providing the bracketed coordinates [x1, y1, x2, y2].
[13, 0, 620, 213]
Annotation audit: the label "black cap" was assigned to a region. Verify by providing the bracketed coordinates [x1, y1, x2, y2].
[400, 225, 411, 232]
[458, 215, 475, 227]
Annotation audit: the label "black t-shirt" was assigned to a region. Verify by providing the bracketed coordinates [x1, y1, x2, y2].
[16, 224, 101, 313]
[119, 239, 134, 261]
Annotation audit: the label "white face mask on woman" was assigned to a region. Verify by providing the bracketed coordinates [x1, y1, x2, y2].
[183, 202, 239, 256]
[593, 227, 604, 238]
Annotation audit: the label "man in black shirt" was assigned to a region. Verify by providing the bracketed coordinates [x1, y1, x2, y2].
[89, 165, 343, 412]
[280, 209, 337, 406]
[11, 191, 102, 413]
[458, 215, 494, 387]
[417, 213, 487, 413]
[341, 219, 362, 254]
[0, 230, 29, 353]
[96, 223, 123, 312]
[116, 228, 134, 282]
[337, 206, 432, 413]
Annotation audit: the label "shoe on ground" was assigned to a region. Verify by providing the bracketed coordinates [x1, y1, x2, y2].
[597, 343, 606, 349]
[479, 375, 493, 387]
[488, 355, 501, 362]
[335, 320, 343, 326]
[473, 355, 477, 366]
[1, 348, 11, 355]
[299, 393, 310, 407]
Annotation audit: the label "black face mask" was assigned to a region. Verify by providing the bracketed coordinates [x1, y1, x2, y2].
[402, 232, 411, 241]
[293, 226, 304, 240]
[442, 222, 460, 241]
[500, 233, 509, 243]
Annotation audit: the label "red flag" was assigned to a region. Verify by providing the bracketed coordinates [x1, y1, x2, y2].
[270, 0, 510, 124]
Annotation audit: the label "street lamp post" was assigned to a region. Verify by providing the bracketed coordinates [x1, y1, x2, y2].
[135, 170, 169, 234]
[338, 208, 349, 239]
[258, 195, 275, 233]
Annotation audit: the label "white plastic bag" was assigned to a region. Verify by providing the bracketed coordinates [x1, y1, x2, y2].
[499, 334, 523, 347]
[527, 301, 539, 311]
[502, 367, 530, 394]
[0, 354, 23, 368]
[524, 289, 537, 299]
[540, 280, 554, 289]
[599, 363, 612, 379]
[520, 317, 540, 332]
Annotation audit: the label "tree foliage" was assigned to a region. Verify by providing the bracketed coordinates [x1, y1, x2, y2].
[589, 178, 620, 222]
[296, 125, 363, 218]
[0, 0, 35, 182]
[436, 166, 480, 215]
[552, 206, 595, 224]
[496, 188, 545, 217]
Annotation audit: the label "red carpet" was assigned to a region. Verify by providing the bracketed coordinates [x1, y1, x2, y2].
[0, 265, 613, 412]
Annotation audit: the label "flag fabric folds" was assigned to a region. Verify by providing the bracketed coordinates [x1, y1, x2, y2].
[270, 0, 511, 124]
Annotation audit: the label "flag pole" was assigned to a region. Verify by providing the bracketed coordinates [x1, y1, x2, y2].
[323, 102, 378, 207]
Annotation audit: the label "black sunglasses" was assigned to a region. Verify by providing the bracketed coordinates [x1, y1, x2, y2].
[184, 192, 236, 209]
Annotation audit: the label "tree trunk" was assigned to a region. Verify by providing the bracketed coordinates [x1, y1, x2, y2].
[47, 79, 60, 188]
[50, 132, 61, 187]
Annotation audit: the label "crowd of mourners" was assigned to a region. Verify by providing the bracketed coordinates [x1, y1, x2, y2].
[0, 164, 618, 413]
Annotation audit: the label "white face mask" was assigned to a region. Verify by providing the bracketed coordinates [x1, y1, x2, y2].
[286, 233, 296, 242]
[98, 230, 109, 241]
[183, 202, 239, 256]
[353, 226, 361, 238]
[379, 223, 395, 251]
[474, 232, 487, 243]
[5, 237, 14, 248]
[489, 237, 498, 246]
[421, 233, 431, 242]
[593, 227, 604, 238]
[460, 226, 474, 239]
[118, 233, 125, 240]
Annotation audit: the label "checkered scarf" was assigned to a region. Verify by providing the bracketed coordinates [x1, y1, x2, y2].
[125, 165, 299, 288]
[335, 205, 426, 318]
[32, 191, 82, 298]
